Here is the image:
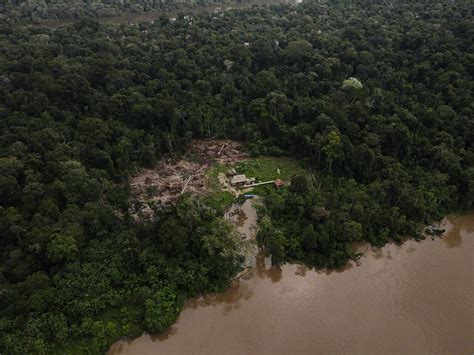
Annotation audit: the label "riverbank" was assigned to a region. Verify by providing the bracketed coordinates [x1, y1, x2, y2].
[119, 145, 471, 353]
[109, 212, 474, 355]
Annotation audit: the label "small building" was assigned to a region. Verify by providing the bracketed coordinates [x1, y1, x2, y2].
[231, 174, 250, 187]
[274, 179, 284, 188]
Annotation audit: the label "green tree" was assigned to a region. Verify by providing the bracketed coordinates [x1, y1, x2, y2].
[144, 287, 180, 333]
[46, 234, 78, 263]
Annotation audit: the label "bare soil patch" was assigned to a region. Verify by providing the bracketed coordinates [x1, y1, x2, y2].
[130, 139, 247, 213]
[186, 139, 246, 166]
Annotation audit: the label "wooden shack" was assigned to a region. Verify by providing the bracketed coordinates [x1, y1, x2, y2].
[274, 179, 284, 188]
[231, 174, 250, 187]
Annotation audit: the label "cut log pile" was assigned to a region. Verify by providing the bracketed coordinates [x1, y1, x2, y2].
[186, 139, 247, 165]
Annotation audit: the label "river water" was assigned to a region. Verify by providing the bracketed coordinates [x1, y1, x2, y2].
[109, 205, 473, 355]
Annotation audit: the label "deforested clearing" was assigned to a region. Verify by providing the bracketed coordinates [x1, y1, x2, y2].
[130, 139, 247, 211]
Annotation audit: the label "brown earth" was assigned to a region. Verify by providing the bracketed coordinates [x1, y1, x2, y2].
[129, 139, 247, 216]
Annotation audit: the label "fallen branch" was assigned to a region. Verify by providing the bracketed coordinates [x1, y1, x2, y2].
[217, 144, 226, 155]
[194, 166, 206, 175]
[180, 175, 193, 195]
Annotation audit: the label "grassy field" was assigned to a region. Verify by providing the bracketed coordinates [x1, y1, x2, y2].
[203, 164, 236, 212]
[204, 156, 305, 206]
[235, 156, 305, 195]
[202, 190, 235, 212]
[236, 157, 304, 182]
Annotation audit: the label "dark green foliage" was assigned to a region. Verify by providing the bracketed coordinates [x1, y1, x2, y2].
[1, 195, 242, 353]
[144, 286, 180, 333]
[0, 1, 473, 352]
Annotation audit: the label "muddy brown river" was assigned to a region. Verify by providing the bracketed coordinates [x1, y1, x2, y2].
[110, 205, 473, 355]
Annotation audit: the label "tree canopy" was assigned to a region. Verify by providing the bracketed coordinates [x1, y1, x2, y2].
[0, 1, 473, 352]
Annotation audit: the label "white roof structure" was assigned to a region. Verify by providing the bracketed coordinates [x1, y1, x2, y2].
[231, 174, 248, 185]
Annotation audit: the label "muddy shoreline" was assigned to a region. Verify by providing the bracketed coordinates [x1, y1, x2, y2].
[109, 208, 474, 355]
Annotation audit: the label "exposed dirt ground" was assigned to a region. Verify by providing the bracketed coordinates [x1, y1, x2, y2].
[130, 139, 247, 214]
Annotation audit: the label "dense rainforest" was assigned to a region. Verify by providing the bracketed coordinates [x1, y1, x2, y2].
[1, 1, 473, 353]
[0, 0, 262, 24]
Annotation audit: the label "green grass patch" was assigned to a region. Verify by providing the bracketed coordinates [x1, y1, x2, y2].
[205, 164, 229, 191]
[203, 157, 305, 208]
[235, 156, 305, 195]
[236, 156, 304, 182]
[202, 190, 235, 213]
[204, 164, 237, 212]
